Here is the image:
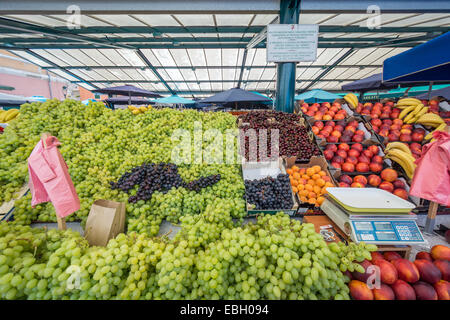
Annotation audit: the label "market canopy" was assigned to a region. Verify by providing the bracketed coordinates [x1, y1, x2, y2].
[341, 73, 398, 92]
[103, 96, 154, 105]
[416, 86, 450, 100]
[383, 32, 450, 85]
[93, 85, 162, 98]
[0, 92, 38, 106]
[294, 89, 341, 102]
[154, 95, 195, 105]
[200, 87, 271, 104]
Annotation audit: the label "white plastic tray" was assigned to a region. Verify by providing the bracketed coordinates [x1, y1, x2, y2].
[326, 187, 416, 213]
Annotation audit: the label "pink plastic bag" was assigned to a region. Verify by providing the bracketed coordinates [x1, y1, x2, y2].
[28, 136, 80, 218]
[409, 131, 450, 206]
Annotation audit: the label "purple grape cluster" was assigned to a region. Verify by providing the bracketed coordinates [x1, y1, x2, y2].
[110, 163, 221, 203]
[244, 174, 294, 210]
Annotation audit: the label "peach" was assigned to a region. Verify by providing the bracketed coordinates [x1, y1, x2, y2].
[346, 156, 358, 166]
[393, 179, 406, 189]
[373, 283, 396, 300]
[351, 143, 363, 152]
[371, 119, 382, 127]
[400, 128, 412, 135]
[414, 259, 442, 284]
[323, 114, 333, 121]
[348, 120, 359, 128]
[414, 128, 426, 135]
[327, 135, 339, 143]
[411, 132, 424, 142]
[339, 182, 350, 187]
[313, 113, 323, 121]
[434, 280, 450, 300]
[413, 281, 438, 300]
[380, 168, 398, 182]
[342, 162, 355, 173]
[356, 162, 369, 173]
[331, 162, 341, 170]
[348, 149, 360, 158]
[338, 143, 350, 151]
[402, 124, 413, 130]
[431, 245, 450, 261]
[392, 258, 420, 283]
[313, 121, 324, 129]
[399, 134, 412, 142]
[351, 182, 365, 188]
[349, 280, 374, 300]
[357, 155, 370, 164]
[371, 252, 385, 262]
[339, 174, 353, 185]
[383, 251, 402, 262]
[379, 181, 394, 193]
[416, 251, 433, 262]
[334, 113, 345, 120]
[433, 260, 450, 281]
[354, 175, 368, 186]
[334, 124, 344, 133]
[340, 135, 352, 143]
[371, 155, 384, 164]
[368, 174, 382, 187]
[382, 119, 393, 126]
[368, 145, 379, 156]
[344, 125, 356, 133]
[393, 188, 408, 200]
[325, 120, 335, 127]
[369, 163, 383, 173]
[387, 133, 399, 142]
[379, 129, 389, 137]
[323, 149, 334, 160]
[380, 124, 391, 131]
[392, 119, 403, 126]
[391, 279, 416, 300]
[362, 149, 373, 159]
[336, 149, 348, 159]
[409, 142, 422, 155]
[322, 125, 334, 133]
[326, 144, 338, 152]
[372, 125, 379, 133]
[352, 259, 373, 282]
[352, 135, 364, 143]
[374, 259, 398, 285]
[332, 155, 344, 164]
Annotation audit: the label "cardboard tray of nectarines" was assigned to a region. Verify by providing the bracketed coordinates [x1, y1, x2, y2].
[284, 156, 339, 213]
[366, 119, 431, 147]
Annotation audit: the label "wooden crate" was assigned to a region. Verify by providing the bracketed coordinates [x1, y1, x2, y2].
[376, 245, 412, 260]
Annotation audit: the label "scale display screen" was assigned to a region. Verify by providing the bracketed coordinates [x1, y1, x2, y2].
[354, 222, 373, 231]
[374, 222, 393, 231]
[376, 232, 398, 241]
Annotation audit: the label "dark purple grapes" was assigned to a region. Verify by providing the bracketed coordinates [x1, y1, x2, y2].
[244, 174, 294, 210]
[110, 163, 221, 203]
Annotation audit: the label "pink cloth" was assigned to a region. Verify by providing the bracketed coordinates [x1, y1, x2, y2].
[27, 136, 80, 218]
[409, 131, 450, 206]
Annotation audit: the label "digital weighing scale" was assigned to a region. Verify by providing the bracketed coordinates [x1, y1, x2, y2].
[320, 188, 425, 245]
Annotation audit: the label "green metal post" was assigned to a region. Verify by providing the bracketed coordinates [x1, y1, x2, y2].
[275, 0, 300, 113]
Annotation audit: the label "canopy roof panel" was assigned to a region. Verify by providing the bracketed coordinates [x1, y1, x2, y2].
[1, 10, 449, 97]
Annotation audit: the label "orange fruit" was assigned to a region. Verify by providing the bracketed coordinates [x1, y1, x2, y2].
[312, 174, 321, 181]
[316, 196, 325, 205]
[306, 168, 315, 177]
[308, 192, 316, 199]
[292, 186, 298, 193]
[293, 173, 301, 180]
[290, 179, 298, 187]
[301, 174, 309, 180]
[312, 165, 321, 173]
[297, 184, 305, 191]
[321, 187, 328, 195]
[299, 168, 306, 175]
[318, 171, 326, 177]
[325, 182, 334, 188]
[286, 169, 293, 176]
[300, 196, 308, 203]
[316, 178, 325, 187]
[292, 165, 300, 172]
[307, 179, 315, 186]
[298, 178, 307, 185]
[304, 184, 313, 192]
[308, 198, 316, 205]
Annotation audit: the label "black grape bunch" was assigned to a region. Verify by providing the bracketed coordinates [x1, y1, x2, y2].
[244, 174, 293, 210]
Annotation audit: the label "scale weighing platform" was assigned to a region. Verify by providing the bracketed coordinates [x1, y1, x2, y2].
[320, 188, 425, 245]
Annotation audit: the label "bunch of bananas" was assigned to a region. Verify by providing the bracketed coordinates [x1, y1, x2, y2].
[127, 105, 150, 115]
[397, 99, 429, 124]
[0, 109, 20, 123]
[424, 122, 448, 142]
[384, 142, 416, 180]
[343, 93, 358, 109]
[415, 112, 446, 128]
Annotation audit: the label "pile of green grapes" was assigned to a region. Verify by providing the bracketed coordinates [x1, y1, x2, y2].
[0, 212, 376, 300]
[0, 99, 245, 234]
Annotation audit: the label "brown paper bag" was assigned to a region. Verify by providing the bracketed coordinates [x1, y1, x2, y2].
[84, 199, 126, 247]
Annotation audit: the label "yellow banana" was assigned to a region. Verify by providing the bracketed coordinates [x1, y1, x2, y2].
[403, 104, 424, 123]
[398, 105, 417, 120]
[424, 123, 447, 140]
[385, 149, 416, 179]
[396, 98, 422, 106]
[4, 109, 19, 122]
[347, 93, 358, 108]
[344, 95, 356, 109]
[409, 107, 429, 123]
[131, 109, 140, 115]
[385, 142, 412, 156]
[386, 154, 414, 179]
[139, 106, 147, 112]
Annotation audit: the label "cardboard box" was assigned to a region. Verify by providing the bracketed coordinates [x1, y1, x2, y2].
[84, 199, 126, 247]
[284, 156, 338, 213]
[243, 157, 299, 217]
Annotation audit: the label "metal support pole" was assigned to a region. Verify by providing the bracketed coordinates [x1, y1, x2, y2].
[275, 0, 300, 113]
